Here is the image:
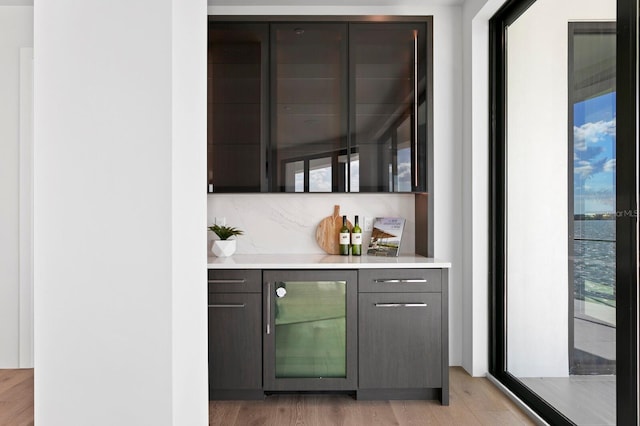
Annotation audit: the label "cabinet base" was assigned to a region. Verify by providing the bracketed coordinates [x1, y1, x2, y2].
[356, 388, 448, 405]
[209, 389, 265, 400]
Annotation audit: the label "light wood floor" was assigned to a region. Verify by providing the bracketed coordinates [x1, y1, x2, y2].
[0, 367, 535, 426]
[0, 368, 33, 426]
[209, 368, 536, 425]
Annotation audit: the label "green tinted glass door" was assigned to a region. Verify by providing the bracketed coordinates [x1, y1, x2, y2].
[274, 280, 346, 378]
[264, 270, 357, 391]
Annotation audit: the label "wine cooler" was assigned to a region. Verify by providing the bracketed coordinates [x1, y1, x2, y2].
[263, 270, 357, 391]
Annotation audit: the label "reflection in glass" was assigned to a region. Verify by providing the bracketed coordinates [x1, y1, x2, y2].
[285, 160, 304, 192]
[274, 281, 347, 379]
[571, 92, 616, 376]
[350, 23, 426, 192]
[309, 157, 332, 192]
[271, 23, 347, 192]
[208, 23, 268, 192]
[504, 4, 616, 424]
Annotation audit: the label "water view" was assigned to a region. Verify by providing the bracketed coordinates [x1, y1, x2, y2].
[573, 218, 616, 312]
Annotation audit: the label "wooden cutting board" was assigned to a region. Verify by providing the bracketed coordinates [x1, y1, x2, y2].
[315, 205, 352, 255]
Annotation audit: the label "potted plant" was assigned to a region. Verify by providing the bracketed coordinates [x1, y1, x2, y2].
[208, 224, 244, 257]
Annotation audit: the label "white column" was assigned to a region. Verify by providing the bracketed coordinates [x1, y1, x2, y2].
[33, 0, 207, 424]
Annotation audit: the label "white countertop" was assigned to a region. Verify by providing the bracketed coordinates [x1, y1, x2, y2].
[207, 254, 451, 269]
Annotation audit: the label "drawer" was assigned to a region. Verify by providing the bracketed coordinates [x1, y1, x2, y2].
[358, 268, 441, 293]
[208, 269, 262, 293]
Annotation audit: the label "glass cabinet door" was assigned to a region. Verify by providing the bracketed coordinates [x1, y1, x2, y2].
[207, 19, 432, 193]
[208, 23, 268, 192]
[349, 23, 427, 192]
[270, 23, 349, 192]
[263, 270, 357, 391]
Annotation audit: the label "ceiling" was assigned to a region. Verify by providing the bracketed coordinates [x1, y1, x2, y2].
[208, 0, 464, 6]
[0, 0, 464, 7]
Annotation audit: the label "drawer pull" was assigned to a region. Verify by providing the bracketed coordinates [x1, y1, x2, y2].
[208, 279, 246, 284]
[208, 303, 246, 308]
[375, 303, 427, 308]
[373, 279, 427, 284]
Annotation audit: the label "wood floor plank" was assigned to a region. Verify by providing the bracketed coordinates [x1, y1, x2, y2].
[0, 369, 33, 426]
[389, 400, 440, 425]
[0, 367, 539, 426]
[209, 400, 241, 426]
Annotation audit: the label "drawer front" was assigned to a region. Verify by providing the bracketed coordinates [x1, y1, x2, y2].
[208, 292, 262, 390]
[208, 269, 262, 293]
[358, 268, 442, 293]
[358, 292, 442, 389]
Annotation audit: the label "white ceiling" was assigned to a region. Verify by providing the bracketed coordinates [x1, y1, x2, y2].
[0, 0, 464, 7]
[0, 0, 33, 5]
[208, 0, 464, 6]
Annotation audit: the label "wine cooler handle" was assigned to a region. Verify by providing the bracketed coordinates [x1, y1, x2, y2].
[373, 278, 427, 283]
[375, 303, 427, 308]
[266, 282, 271, 335]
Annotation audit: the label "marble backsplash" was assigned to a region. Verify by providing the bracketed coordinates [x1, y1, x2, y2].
[207, 193, 416, 255]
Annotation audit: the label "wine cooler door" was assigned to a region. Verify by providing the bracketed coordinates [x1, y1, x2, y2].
[263, 270, 357, 391]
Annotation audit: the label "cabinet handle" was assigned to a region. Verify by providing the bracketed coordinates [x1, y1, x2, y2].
[413, 30, 419, 188]
[375, 303, 427, 308]
[373, 278, 427, 283]
[266, 282, 271, 335]
[208, 279, 246, 284]
[208, 304, 246, 308]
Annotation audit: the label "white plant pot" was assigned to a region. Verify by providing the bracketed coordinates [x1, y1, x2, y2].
[212, 240, 236, 257]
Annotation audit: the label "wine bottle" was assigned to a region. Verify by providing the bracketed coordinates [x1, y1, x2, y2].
[339, 215, 350, 255]
[351, 215, 362, 256]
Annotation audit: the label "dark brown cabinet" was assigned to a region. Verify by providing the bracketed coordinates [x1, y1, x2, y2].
[350, 23, 428, 192]
[207, 23, 268, 193]
[207, 17, 432, 193]
[357, 268, 449, 404]
[208, 270, 263, 399]
[271, 23, 348, 192]
[207, 266, 448, 404]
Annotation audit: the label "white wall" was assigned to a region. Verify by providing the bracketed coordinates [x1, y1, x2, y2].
[208, 3, 465, 366]
[0, 5, 33, 368]
[33, 0, 208, 425]
[505, 0, 615, 378]
[460, 0, 499, 377]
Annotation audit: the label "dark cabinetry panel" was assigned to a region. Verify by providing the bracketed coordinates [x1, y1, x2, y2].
[208, 23, 268, 192]
[207, 266, 448, 404]
[358, 268, 441, 293]
[350, 23, 428, 192]
[357, 268, 448, 404]
[207, 269, 262, 293]
[208, 270, 263, 399]
[207, 17, 432, 193]
[208, 293, 262, 394]
[358, 292, 442, 388]
[271, 23, 349, 193]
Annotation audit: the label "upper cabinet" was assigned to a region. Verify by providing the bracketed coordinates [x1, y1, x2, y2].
[208, 18, 432, 193]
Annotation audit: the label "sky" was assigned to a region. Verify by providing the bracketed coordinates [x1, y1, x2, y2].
[573, 91, 616, 215]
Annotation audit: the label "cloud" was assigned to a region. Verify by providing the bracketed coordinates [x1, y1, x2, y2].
[396, 162, 412, 191]
[574, 118, 616, 151]
[309, 167, 331, 192]
[603, 158, 616, 172]
[575, 157, 610, 181]
[573, 118, 615, 182]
